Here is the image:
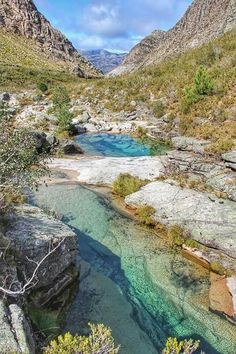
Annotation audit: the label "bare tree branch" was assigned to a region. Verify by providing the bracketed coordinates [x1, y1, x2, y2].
[0, 239, 65, 297]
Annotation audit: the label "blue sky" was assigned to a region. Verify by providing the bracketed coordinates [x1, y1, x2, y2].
[34, 0, 192, 52]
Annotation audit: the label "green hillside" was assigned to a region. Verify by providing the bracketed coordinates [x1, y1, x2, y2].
[0, 29, 79, 90]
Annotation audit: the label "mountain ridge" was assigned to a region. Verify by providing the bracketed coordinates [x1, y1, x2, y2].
[0, 0, 102, 78]
[111, 0, 236, 75]
[82, 49, 127, 73]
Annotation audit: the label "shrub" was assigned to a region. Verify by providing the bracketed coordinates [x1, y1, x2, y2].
[152, 100, 165, 118]
[182, 66, 214, 111]
[194, 65, 214, 96]
[44, 323, 120, 354]
[56, 105, 75, 133]
[210, 261, 226, 276]
[205, 138, 235, 155]
[52, 85, 70, 110]
[135, 205, 156, 226]
[0, 109, 48, 213]
[37, 82, 48, 93]
[112, 174, 149, 197]
[168, 225, 186, 249]
[162, 337, 200, 354]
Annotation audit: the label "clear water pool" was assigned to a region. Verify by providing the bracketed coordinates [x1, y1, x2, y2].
[34, 184, 236, 354]
[76, 133, 168, 157]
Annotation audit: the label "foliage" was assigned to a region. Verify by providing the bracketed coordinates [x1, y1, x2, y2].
[44, 323, 120, 354]
[135, 205, 156, 226]
[0, 107, 48, 212]
[152, 100, 165, 118]
[210, 261, 227, 276]
[162, 337, 200, 354]
[52, 85, 71, 110]
[37, 82, 48, 93]
[112, 174, 149, 197]
[168, 225, 186, 249]
[183, 66, 214, 111]
[205, 138, 235, 155]
[56, 105, 75, 134]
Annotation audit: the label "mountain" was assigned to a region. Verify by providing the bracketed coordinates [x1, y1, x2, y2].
[82, 49, 127, 74]
[0, 0, 102, 78]
[111, 0, 236, 75]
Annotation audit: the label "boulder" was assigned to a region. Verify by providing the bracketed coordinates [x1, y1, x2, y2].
[222, 151, 236, 171]
[171, 136, 210, 154]
[206, 172, 236, 202]
[74, 125, 87, 134]
[125, 181, 236, 258]
[61, 140, 84, 155]
[5, 204, 77, 290]
[0, 92, 10, 102]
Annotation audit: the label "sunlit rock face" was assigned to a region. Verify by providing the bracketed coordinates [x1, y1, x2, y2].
[111, 0, 236, 75]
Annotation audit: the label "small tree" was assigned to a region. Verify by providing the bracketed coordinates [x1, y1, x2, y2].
[56, 105, 75, 134]
[0, 107, 49, 212]
[52, 85, 70, 110]
[194, 66, 214, 96]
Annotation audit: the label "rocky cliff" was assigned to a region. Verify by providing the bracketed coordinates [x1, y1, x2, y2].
[0, 0, 102, 78]
[83, 49, 127, 74]
[112, 0, 236, 75]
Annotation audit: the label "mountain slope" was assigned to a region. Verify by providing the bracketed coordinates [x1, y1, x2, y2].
[112, 0, 236, 75]
[83, 49, 127, 74]
[0, 0, 101, 78]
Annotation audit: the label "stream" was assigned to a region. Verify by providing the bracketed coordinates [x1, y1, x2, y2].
[34, 183, 236, 354]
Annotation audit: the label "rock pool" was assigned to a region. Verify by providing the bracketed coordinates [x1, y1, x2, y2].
[33, 183, 236, 354]
[76, 133, 167, 157]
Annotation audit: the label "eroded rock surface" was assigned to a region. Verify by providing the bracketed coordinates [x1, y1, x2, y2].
[125, 181, 236, 258]
[49, 156, 166, 185]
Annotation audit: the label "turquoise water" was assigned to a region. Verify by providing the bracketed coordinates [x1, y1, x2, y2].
[34, 184, 236, 354]
[76, 133, 167, 157]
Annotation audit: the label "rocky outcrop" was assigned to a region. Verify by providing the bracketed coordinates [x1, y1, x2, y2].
[5, 204, 77, 291]
[0, 301, 35, 354]
[125, 181, 236, 258]
[112, 0, 236, 74]
[0, 0, 101, 78]
[49, 156, 167, 185]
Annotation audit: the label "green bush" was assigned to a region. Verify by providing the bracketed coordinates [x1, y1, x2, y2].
[135, 205, 156, 226]
[37, 82, 48, 93]
[112, 174, 149, 197]
[194, 66, 214, 95]
[56, 105, 74, 133]
[183, 66, 214, 111]
[152, 100, 165, 118]
[162, 337, 200, 354]
[168, 225, 186, 249]
[44, 323, 120, 354]
[52, 85, 70, 110]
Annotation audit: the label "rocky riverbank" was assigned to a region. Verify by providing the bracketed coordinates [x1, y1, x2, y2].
[0, 204, 78, 352]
